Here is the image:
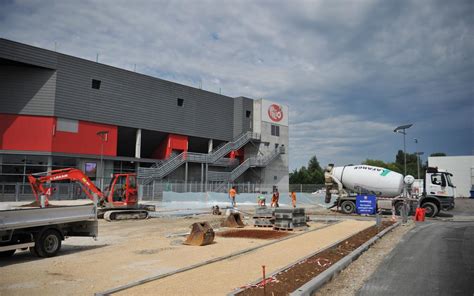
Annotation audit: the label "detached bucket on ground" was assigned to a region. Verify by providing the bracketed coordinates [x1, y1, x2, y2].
[221, 213, 245, 228]
[183, 222, 215, 246]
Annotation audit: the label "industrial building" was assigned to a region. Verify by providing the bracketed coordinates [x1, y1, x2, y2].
[428, 155, 474, 198]
[0, 38, 288, 199]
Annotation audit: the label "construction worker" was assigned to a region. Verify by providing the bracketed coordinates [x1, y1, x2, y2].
[229, 186, 237, 207]
[257, 194, 266, 206]
[271, 188, 280, 208]
[290, 191, 297, 208]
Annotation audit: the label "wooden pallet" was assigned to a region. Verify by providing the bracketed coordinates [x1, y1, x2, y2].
[253, 224, 274, 228]
[273, 225, 308, 231]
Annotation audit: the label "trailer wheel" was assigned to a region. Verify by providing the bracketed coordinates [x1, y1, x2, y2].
[0, 250, 16, 257]
[35, 229, 62, 258]
[340, 201, 356, 214]
[422, 202, 439, 218]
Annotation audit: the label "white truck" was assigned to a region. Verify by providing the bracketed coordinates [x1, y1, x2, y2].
[0, 203, 98, 258]
[324, 164, 455, 217]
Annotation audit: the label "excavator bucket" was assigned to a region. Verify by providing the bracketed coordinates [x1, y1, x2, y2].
[183, 222, 215, 246]
[221, 213, 245, 228]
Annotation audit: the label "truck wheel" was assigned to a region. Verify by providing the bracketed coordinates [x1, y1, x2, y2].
[340, 201, 356, 214]
[34, 229, 62, 258]
[0, 250, 16, 257]
[422, 202, 439, 218]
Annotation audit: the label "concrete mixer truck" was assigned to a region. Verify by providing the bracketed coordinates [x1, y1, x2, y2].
[324, 164, 455, 217]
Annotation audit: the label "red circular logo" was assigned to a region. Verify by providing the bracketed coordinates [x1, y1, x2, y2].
[268, 104, 283, 122]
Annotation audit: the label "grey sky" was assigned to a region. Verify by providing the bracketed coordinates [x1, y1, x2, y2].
[1, 0, 472, 170]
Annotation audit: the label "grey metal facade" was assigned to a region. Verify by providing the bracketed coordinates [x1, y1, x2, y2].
[0, 38, 249, 141]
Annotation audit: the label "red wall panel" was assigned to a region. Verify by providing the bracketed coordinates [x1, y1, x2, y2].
[0, 114, 54, 151]
[52, 120, 117, 156]
[152, 134, 188, 159]
[0, 114, 117, 156]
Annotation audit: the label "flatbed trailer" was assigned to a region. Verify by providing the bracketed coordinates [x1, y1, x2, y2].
[0, 203, 98, 258]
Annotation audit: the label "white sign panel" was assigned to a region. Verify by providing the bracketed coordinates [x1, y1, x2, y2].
[261, 100, 288, 126]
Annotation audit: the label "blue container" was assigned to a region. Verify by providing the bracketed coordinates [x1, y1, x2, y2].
[470, 190, 474, 199]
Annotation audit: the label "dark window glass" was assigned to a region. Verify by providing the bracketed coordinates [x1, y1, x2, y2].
[92, 79, 101, 89]
[246, 110, 251, 118]
[177, 98, 184, 106]
[271, 125, 280, 137]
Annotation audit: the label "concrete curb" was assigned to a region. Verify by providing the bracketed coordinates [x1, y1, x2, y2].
[94, 221, 338, 295]
[290, 222, 401, 296]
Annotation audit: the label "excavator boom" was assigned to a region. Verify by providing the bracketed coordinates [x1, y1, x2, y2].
[27, 168, 153, 221]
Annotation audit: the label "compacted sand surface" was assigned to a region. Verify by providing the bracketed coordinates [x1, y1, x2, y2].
[1, 205, 374, 296]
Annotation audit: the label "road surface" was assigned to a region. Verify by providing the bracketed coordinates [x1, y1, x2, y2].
[358, 221, 474, 296]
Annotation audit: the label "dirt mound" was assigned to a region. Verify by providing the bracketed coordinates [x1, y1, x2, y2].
[217, 229, 291, 240]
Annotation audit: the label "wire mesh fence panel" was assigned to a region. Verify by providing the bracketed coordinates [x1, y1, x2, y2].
[1, 181, 325, 203]
[289, 184, 325, 193]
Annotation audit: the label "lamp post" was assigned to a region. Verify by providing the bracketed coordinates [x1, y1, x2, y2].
[394, 124, 413, 176]
[96, 131, 109, 191]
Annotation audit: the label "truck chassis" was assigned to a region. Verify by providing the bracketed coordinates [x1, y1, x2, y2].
[0, 204, 98, 258]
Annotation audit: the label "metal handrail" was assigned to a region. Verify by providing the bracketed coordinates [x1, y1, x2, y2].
[139, 132, 261, 183]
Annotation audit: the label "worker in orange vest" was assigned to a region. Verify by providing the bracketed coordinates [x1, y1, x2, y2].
[290, 191, 297, 208]
[271, 188, 280, 208]
[229, 186, 237, 207]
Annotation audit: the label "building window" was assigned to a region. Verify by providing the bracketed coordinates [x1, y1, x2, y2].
[271, 125, 280, 137]
[274, 176, 278, 181]
[177, 98, 184, 106]
[57, 118, 78, 133]
[246, 110, 251, 118]
[92, 79, 101, 89]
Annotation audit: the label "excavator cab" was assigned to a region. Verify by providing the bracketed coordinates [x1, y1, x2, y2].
[106, 174, 138, 207]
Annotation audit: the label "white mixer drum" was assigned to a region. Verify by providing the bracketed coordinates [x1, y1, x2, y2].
[332, 165, 404, 197]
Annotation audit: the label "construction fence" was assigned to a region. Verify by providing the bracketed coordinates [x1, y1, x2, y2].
[0, 181, 325, 203]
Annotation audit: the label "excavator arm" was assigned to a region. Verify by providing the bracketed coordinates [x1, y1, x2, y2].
[28, 168, 105, 206]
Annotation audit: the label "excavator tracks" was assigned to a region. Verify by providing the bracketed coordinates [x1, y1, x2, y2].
[103, 210, 149, 221]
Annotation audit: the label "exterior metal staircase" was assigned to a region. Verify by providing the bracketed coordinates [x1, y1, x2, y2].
[137, 131, 260, 184]
[208, 146, 286, 184]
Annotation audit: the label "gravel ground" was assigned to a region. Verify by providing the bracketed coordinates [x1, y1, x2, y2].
[314, 221, 415, 296]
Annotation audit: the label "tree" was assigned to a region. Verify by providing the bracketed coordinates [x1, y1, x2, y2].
[430, 152, 447, 157]
[289, 155, 324, 184]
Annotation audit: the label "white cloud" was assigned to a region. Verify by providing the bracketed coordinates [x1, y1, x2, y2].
[1, 0, 472, 169]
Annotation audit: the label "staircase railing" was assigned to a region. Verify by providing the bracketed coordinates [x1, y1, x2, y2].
[208, 146, 286, 183]
[138, 132, 260, 183]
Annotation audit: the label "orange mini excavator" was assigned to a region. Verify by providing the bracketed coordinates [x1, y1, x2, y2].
[27, 168, 155, 221]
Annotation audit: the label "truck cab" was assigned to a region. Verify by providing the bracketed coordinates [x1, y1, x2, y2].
[421, 167, 455, 215]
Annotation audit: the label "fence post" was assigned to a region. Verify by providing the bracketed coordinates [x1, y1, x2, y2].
[152, 180, 155, 201]
[300, 184, 302, 192]
[15, 183, 20, 202]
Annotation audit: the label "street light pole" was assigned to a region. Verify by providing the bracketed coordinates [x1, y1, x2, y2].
[415, 151, 424, 180]
[414, 138, 419, 179]
[96, 131, 109, 191]
[394, 124, 413, 176]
